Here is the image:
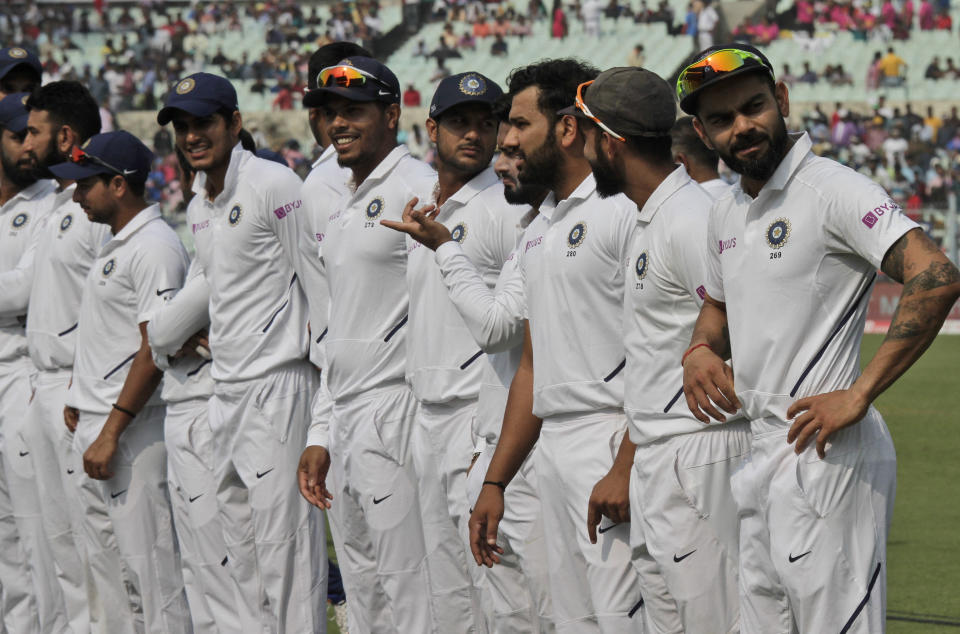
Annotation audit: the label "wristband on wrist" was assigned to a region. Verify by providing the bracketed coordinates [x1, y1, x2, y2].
[482, 480, 506, 491]
[681, 343, 712, 367]
[112, 403, 137, 418]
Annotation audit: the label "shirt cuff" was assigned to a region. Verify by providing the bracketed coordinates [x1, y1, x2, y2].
[435, 240, 464, 266]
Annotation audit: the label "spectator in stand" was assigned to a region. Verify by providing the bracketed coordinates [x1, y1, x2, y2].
[884, 126, 910, 169]
[799, 61, 819, 83]
[627, 44, 645, 67]
[490, 33, 508, 56]
[902, 0, 915, 28]
[512, 16, 532, 38]
[825, 63, 854, 86]
[552, 0, 568, 38]
[403, 84, 422, 107]
[696, 0, 719, 49]
[879, 47, 908, 86]
[753, 15, 779, 44]
[781, 63, 798, 85]
[683, 2, 698, 46]
[945, 57, 959, 78]
[866, 51, 883, 90]
[934, 9, 952, 29]
[473, 17, 492, 38]
[919, 0, 935, 28]
[924, 107, 943, 141]
[795, 0, 814, 34]
[442, 23, 459, 48]
[492, 16, 511, 37]
[925, 56, 944, 79]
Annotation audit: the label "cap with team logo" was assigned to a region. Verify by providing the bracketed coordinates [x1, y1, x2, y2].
[0, 92, 31, 133]
[302, 56, 400, 107]
[49, 131, 155, 186]
[429, 72, 503, 119]
[0, 47, 42, 82]
[559, 67, 675, 139]
[157, 72, 239, 125]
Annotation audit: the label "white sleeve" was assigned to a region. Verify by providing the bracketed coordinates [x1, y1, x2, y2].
[673, 209, 711, 305]
[703, 207, 725, 302]
[131, 242, 189, 324]
[0, 215, 44, 318]
[147, 258, 211, 358]
[435, 241, 525, 353]
[306, 375, 333, 448]
[263, 168, 310, 291]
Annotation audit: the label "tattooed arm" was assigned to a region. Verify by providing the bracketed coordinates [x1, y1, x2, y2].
[682, 294, 741, 424]
[788, 227, 960, 457]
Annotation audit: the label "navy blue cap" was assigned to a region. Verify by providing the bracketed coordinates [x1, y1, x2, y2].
[157, 72, 239, 125]
[49, 131, 155, 185]
[302, 56, 400, 107]
[0, 92, 30, 133]
[429, 72, 503, 119]
[0, 47, 42, 82]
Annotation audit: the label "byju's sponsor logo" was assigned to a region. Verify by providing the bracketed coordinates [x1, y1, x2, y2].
[719, 237, 736, 253]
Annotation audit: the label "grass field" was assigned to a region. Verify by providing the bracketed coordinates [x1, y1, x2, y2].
[325, 334, 960, 633]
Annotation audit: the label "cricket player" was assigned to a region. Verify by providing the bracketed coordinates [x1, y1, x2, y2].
[0, 91, 58, 634]
[670, 115, 731, 199]
[54, 130, 192, 633]
[678, 43, 960, 632]
[468, 59, 646, 633]
[157, 72, 326, 633]
[574, 67, 748, 633]
[0, 47, 41, 98]
[18, 81, 114, 634]
[299, 56, 437, 632]
[381, 71, 532, 633]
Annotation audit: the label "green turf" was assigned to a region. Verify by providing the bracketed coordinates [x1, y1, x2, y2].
[321, 334, 960, 633]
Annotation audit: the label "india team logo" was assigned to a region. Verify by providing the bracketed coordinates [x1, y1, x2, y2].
[635, 251, 649, 280]
[567, 221, 587, 248]
[459, 74, 486, 96]
[20, 95, 28, 106]
[365, 197, 385, 220]
[228, 204, 242, 226]
[450, 222, 467, 244]
[766, 218, 791, 249]
[60, 214, 73, 232]
[7, 48, 27, 59]
[102, 258, 116, 277]
[176, 78, 196, 94]
[11, 213, 28, 229]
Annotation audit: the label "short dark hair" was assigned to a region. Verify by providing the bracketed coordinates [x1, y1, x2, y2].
[238, 128, 257, 151]
[492, 93, 512, 124]
[623, 134, 674, 164]
[507, 59, 599, 125]
[670, 115, 718, 168]
[25, 81, 101, 143]
[307, 42, 373, 90]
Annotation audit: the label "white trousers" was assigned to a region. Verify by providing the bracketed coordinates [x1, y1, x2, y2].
[466, 443, 555, 633]
[631, 422, 751, 634]
[733, 410, 895, 634]
[208, 362, 326, 634]
[165, 398, 245, 634]
[536, 411, 645, 633]
[23, 369, 91, 634]
[75, 405, 192, 634]
[328, 383, 434, 634]
[0, 360, 42, 634]
[413, 399, 487, 634]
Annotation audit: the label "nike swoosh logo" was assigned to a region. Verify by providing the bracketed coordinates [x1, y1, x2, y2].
[378, 89, 392, 96]
[18, 451, 28, 457]
[597, 523, 619, 534]
[256, 468, 274, 479]
[789, 550, 812, 563]
[373, 494, 392, 505]
[673, 550, 696, 563]
[156, 287, 177, 296]
[122, 169, 137, 175]
[66, 468, 75, 474]
[111, 489, 127, 499]
[188, 494, 203, 503]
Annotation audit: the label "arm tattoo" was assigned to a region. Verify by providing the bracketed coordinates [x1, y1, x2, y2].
[880, 230, 910, 283]
[886, 261, 960, 341]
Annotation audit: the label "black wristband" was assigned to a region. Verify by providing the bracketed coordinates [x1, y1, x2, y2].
[482, 480, 506, 491]
[112, 403, 137, 418]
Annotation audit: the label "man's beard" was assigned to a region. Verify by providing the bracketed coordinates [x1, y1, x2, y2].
[503, 179, 546, 206]
[589, 134, 624, 198]
[28, 135, 61, 180]
[717, 115, 789, 182]
[517, 126, 563, 193]
[0, 151, 38, 189]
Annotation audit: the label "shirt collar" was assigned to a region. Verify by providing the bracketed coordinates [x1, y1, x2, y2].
[311, 144, 338, 169]
[735, 132, 811, 202]
[1, 179, 56, 212]
[192, 142, 247, 204]
[636, 165, 695, 224]
[539, 173, 596, 222]
[349, 145, 410, 195]
[108, 204, 162, 245]
[435, 166, 499, 216]
[53, 183, 77, 209]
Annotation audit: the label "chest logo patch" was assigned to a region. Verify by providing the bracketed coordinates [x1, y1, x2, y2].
[766, 218, 791, 250]
[450, 222, 467, 244]
[567, 221, 587, 248]
[60, 214, 73, 232]
[102, 258, 116, 277]
[365, 196, 385, 220]
[228, 204, 242, 226]
[635, 251, 649, 280]
[11, 212, 28, 229]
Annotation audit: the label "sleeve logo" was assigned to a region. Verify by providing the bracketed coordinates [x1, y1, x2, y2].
[765, 218, 791, 249]
[450, 222, 468, 243]
[228, 203, 242, 226]
[862, 199, 900, 229]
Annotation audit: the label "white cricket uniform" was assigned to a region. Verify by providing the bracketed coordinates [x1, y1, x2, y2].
[517, 174, 644, 633]
[705, 133, 916, 633]
[624, 166, 750, 634]
[320, 145, 436, 633]
[0, 179, 58, 634]
[188, 143, 325, 634]
[66, 204, 192, 634]
[23, 185, 112, 634]
[300, 145, 351, 368]
[147, 259, 244, 634]
[698, 177, 731, 200]
[406, 167, 528, 633]
[435, 205, 555, 632]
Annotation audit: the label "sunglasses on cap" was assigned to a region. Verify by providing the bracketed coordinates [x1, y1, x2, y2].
[70, 145, 131, 177]
[317, 64, 392, 92]
[573, 80, 625, 142]
[676, 48, 773, 104]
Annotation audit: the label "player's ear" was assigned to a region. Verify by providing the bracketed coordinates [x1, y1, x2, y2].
[425, 117, 439, 145]
[692, 117, 716, 151]
[229, 110, 243, 136]
[384, 103, 401, 131]
[774, 80, 790, 118]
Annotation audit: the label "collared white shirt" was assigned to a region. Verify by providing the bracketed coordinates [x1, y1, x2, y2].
[300, 145, 352, 368]
[705, 133, 918, 431]
[26, 185, 112, 371]
[188, 143, 311, 383]
[323, 145, 436, 401]
[0, 179, 57, 363]
[67, 204, 189, 419]
[406, 166, 527, 404]
[624, 166, 716, 445]
[699, 177, 732, 200]
[517, 174, 635, 419]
